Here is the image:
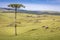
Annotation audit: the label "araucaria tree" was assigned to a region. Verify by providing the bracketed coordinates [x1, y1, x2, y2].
[8, 4, 25, 36]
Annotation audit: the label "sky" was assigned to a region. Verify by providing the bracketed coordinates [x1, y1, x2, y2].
[0, 0, 60, 11]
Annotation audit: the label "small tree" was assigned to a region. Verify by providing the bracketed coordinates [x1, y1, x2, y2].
[8, 4, 25, 36]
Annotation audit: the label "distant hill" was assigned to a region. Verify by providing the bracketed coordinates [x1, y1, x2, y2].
[0, 8, 60, 15]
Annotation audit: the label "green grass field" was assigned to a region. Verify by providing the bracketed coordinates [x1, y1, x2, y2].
[0, 13, 60, 40]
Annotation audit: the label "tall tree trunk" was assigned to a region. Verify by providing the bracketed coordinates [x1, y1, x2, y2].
[15, 7, 17, 36]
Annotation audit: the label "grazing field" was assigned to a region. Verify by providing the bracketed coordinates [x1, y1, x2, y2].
[0, 13, 60, 40]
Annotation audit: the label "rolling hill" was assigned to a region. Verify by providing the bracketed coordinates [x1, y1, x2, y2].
[0, 8, 60, 40]
[0, 8, 60, 15]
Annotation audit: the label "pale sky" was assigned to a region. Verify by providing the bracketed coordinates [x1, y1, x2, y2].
[0, 0, 60, 11]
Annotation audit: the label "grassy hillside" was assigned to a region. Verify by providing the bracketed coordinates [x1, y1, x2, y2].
[0, 13, 60, 40]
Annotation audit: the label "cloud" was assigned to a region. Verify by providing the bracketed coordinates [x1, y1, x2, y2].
[0, 3, 60, 11]
[21, 4, 60, 11]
